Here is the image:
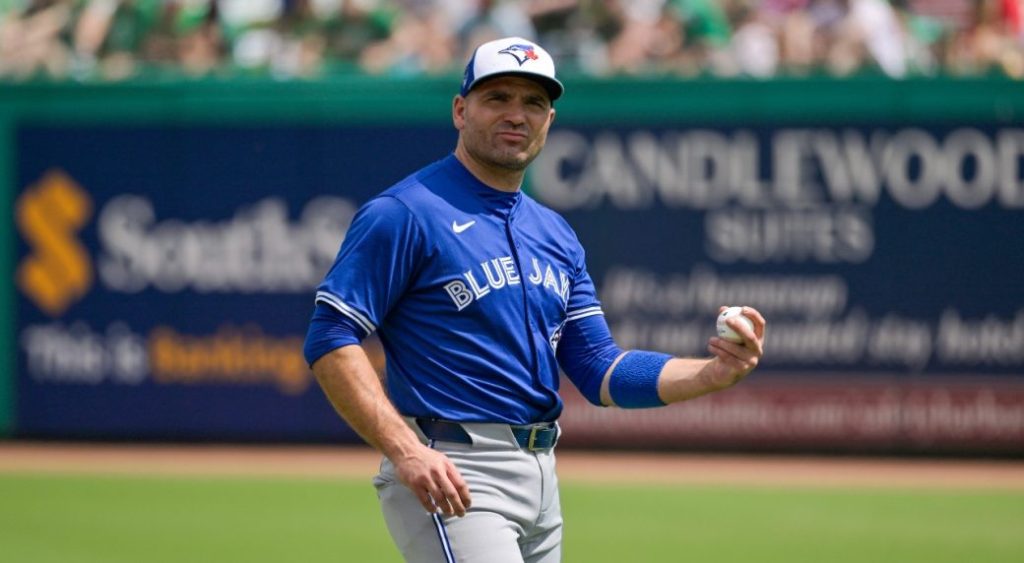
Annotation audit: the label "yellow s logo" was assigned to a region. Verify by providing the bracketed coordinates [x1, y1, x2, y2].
[16, 170, 94, 317]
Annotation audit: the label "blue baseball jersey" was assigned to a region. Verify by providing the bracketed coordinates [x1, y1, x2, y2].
[315, 154, 604, 424]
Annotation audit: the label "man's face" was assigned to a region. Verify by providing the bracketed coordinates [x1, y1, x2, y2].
[454, 76, 556, 173]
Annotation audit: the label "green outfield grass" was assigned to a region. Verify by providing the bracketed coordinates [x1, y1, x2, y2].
[2, 473, 1022, 563]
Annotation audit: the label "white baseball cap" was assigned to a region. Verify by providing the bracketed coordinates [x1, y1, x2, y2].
[460, 37, 564, 102]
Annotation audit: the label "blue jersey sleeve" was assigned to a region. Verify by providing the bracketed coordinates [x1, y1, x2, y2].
[563, 245, 603, 323]
[315, 195, 425, 336]
[303, 303, 366, 366]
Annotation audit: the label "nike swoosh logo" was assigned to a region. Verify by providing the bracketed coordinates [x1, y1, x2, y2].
[452, 220, 476, 234]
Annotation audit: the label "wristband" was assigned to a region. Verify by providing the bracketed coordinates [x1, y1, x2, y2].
[608, 351, 672, 408]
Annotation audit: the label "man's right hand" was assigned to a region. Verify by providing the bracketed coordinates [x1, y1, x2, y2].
[393, 446, 472, 517]
[310, 346, 472, 517]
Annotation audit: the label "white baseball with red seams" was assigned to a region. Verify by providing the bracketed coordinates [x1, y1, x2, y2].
[717, 307, 755, 343]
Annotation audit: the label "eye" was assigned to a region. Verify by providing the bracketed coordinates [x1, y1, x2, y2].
[526, 97, 549, 110]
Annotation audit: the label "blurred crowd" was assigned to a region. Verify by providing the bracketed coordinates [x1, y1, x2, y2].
[2, 0, 1023, 82]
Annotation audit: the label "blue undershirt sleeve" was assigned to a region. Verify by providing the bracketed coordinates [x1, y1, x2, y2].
[556, 313, 622, 406]
[303, 303, 368, 367]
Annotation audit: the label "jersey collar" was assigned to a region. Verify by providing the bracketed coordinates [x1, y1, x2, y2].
[444, 154, 522, 213]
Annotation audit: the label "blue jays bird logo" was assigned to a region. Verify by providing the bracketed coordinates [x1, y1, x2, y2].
[498, 44, 539, 66]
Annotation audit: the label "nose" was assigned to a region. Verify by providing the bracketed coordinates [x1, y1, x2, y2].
[502, 101, 527, 126]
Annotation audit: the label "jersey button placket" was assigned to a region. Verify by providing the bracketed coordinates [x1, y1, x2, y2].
[505, 213, 539, 378]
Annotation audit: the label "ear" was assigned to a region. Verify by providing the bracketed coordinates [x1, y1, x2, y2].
[452, 95, 466, 130]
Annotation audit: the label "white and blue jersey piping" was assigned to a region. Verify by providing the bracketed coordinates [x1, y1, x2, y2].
[565, 306, 603, 323]
[315, 291, 376, 335]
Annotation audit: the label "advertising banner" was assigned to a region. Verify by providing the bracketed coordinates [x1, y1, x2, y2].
[526, 124, 1024, 453]
[15, 125, 453, 440]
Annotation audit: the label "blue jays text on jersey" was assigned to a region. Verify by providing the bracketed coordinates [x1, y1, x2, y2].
[443, 255, 571, 311]
[314, 155, 604, 424]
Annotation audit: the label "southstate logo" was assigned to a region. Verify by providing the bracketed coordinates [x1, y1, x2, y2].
[16, 170, 94, 317]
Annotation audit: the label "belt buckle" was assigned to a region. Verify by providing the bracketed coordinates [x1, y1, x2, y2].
[527, 426, 541, 450]
[526, 425, 550, 451]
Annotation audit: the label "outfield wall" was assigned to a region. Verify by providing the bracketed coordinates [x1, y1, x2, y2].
[2, 76, 1023, 453]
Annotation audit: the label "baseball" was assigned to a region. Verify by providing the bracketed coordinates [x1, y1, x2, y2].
[716, 307, 754, 343]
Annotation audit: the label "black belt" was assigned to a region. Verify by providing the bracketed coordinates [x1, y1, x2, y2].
[415, 418, 558, 451]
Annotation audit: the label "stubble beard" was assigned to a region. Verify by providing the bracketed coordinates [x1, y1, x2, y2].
[466, 130, 545, 173]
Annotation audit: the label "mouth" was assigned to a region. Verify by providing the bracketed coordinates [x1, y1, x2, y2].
[496, 131, 528, 142]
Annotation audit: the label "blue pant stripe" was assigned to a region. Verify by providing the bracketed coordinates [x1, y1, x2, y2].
[431, 513, 456, 563]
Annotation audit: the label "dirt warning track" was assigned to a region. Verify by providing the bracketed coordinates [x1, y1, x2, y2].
[1, 442, 1022, 490]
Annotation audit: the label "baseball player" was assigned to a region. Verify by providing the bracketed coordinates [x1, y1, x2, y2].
[304, 36, 766, 563]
